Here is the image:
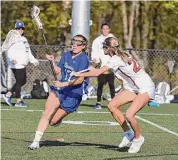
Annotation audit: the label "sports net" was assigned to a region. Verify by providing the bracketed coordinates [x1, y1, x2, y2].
[1, 46, 178, 96]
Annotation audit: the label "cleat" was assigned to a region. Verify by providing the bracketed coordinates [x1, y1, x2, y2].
[28, 141, 40, 150]
[119, 131, 134, 148]
[128, 136, 145, 153]
[119, 136, 132, 148]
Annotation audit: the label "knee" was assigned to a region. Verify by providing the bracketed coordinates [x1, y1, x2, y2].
[108, 102, 118, 113]
[49, 119, 56, 126]
[125, 111, 134, 122]
[49, 119, 62, 127]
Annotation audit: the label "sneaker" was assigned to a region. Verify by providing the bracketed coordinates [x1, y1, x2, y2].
[119, 130, 134, 148]
[94, 104, 102, 109]
[28, 141, 40, 150]
[128, 136, 145, 153]
[2, 94, 11, 106]
[15, 101, 28, 107]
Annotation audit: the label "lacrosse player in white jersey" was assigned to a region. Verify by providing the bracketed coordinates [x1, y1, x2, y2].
[72, 37, 155, 153]
[2, 21, 39, 107]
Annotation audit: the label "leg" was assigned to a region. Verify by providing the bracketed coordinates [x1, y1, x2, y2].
[11, 68, 26, 102]
[95, 74, 106, 109]
[29, 92, 60, 149]
[108, 90, 136, 131]
[108, 90, 136, 148]
[107, 73, 115, 99]
[6, 68, 17, 97]
[125, 93, 150, 153]
[2, 68, 26, 106]
[97, 74, 105, 102]
[125, 93, 150, 139]
[14, 68, 26, 101]
[49, 108, 68, 126]
[36, 92, 60, 132]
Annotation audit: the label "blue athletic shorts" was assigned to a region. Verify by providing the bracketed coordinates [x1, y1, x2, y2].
[50, 86, 82, 113]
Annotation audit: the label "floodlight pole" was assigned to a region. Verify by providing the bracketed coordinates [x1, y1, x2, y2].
[71, 0, 91, 41]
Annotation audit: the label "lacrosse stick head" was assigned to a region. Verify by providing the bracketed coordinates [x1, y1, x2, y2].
[31, 5, 40, 18]
[1, 30, 21, 52]
[31, 5, 43, 29]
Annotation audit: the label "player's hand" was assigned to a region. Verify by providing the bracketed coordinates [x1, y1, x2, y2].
[53, 81, 64, 87]
[70, 71, 79, 77]
[46, 54, 54, 61]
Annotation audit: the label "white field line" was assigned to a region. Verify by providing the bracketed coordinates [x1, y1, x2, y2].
[1, 108, 178, 116]
[62, 120, 119, 126]
[136, 115, 178, 137]
[1, 108, 178, 131]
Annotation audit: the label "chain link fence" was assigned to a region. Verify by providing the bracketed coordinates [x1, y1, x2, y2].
[1, 45, 178, 96]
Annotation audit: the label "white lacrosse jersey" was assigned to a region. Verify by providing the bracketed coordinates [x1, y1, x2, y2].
[106, 55, 155, 99]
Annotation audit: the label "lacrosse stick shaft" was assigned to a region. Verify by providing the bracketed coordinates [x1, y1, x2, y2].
[39, 29, 57, 80]
[31, 5, 57, 81]
[68, 68, 90, 81]
[40, 29, 50, 55]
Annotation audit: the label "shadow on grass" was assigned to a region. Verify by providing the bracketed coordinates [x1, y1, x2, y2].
[40, 140, 119, 150]
[2, 136, 119, 151]
[2, 136, 178, 159]
[104, 153, 178, 159]
[1, 102, 16, 106]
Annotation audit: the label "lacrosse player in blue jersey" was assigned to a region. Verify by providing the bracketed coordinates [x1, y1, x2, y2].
[29, 34, 89, 150]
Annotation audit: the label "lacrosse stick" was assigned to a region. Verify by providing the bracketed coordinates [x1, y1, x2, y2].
[50, 68, 90, 91]
[68, 68, 90, 81]
[1, 30, 21, 52]
[31, 5, 57, 80]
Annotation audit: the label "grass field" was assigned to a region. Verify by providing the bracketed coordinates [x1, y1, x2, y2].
[1, 99, 178, 160]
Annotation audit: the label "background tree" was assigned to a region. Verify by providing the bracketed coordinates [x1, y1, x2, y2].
[1, 1, 178, 49]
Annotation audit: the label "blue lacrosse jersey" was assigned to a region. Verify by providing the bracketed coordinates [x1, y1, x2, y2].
[57, 51, 89, 97]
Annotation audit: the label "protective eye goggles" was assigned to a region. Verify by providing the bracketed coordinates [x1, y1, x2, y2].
[103, 44, 120, 49]
[102, 44, 110, 49]
[71, 39, 86, 46]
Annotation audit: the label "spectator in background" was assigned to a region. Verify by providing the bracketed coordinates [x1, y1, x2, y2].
[2, 20, 39, 107]
[91, 22, 115, 109]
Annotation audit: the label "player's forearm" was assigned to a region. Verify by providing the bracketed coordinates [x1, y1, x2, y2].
[77, 71, 98, 77]
[76, 66, 109, 77]
[77, 67, 102, 77]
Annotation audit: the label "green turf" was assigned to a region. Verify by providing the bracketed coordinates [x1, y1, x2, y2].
[1, 99, 178, 160]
